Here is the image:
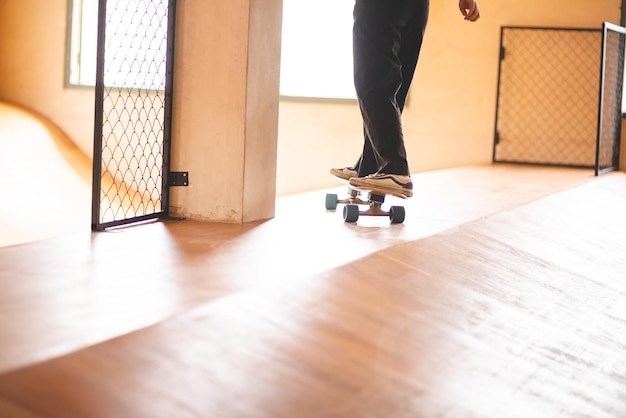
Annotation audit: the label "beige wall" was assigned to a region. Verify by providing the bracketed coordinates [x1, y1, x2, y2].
[0, 0, 622, 200]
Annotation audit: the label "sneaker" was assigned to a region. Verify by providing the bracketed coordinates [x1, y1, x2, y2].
[330, 166, 358, 181]
[349, 173, 413, 198]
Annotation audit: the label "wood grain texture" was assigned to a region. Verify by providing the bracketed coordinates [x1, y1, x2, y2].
[1, 167, 624, 417]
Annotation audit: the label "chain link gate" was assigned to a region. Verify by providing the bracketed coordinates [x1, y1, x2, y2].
[493, 27, 603, 169]
[596, 22, 625, 175]
[92, 0, 177, 231]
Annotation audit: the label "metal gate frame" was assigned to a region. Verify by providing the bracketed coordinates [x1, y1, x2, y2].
[492, 26, 603, 170]
[595, 22, 625, 176]
[91, 0, 177, 231]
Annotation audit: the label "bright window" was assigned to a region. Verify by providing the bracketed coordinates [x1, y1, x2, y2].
[280, 0, 356, 100]
[67, 0, 98, 86]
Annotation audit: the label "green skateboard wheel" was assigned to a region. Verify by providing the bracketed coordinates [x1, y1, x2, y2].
[389, 206, 405, 224]
[343, 204, 359, 223]
[325, 193, 339, 210]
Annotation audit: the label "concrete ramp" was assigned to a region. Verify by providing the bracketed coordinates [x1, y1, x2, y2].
[0, 101, 92, 247]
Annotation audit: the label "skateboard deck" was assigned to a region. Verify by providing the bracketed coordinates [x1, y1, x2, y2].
[348, 183, 409, 201]
[326, 176, 406, 224]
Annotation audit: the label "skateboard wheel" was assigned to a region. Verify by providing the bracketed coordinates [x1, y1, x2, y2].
[325, 193, 339, 210]
[343, 205, 359, 223]
[389, 206, 405, 224]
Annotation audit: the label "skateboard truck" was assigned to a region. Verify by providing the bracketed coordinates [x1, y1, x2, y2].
[343, 192, 405, 224]
[326, 174, 406, 224]
[326, 190, 405, 224]
[325, 188, 368, 209]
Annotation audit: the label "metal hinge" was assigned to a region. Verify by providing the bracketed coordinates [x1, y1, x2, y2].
[169, 171, 189, 187]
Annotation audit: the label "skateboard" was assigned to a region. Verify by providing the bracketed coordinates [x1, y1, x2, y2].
[325, 178, 406, 224]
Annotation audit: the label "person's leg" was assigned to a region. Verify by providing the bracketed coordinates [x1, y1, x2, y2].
[356, 0, 428, 178]
[353, 0, 410, 176]
[348, 0, 429, 197]
[356, 130, 378, 177]
[332, 0, 428, 186]
[397, 0, 429, 113]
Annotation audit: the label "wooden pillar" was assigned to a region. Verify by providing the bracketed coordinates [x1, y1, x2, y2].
[169, 0, 283, 222]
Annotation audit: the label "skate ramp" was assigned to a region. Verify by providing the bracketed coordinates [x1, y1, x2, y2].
[0, 101, 92, 247]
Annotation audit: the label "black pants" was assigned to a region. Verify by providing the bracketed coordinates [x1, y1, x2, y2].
[352, 0, 429, 177]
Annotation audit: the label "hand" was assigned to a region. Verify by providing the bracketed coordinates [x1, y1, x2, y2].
[459, 0, 480, 22]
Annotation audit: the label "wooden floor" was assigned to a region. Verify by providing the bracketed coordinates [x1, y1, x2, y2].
[1, 165, 626, 417]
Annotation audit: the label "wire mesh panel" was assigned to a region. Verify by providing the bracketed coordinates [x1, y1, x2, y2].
[92, 0, 176, 231]
[596, 22, 625, 175]
[494, 27, 602, 168]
